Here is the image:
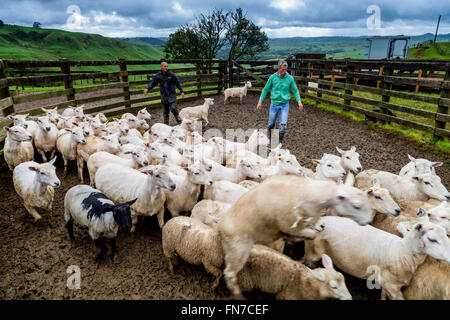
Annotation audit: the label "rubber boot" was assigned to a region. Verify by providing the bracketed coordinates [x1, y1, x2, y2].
[279, 133, 285, 146]
[164, 118, 169, 125]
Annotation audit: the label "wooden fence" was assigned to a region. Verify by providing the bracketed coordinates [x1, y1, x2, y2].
[229, 58, 450, 142]
[0, 58, 227, 152]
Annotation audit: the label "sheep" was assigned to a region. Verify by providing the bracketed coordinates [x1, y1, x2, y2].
[56, 126, 86, 176]
[225, 144, 291, 168]
[355, 169, 450, 207]
[202, 158, 262, 183]
[61, 104, 86, 121]
[161, 216, 224, 289]
[259, 154, 303, 179]
[302, 216, 450, 300]
[190, 200, 233, 228]
[76, 133, 121, 183]
[217, 129, 270, 163]
[336, 146, 362, 174]
[7, 114, 38, 138]
[106, 118, 129, 136]
[217, 175, 372, 298]
[399, 154, 442, 178]
[312, 153, 346, 182]
[236, 246, 352, 300]
[87, 148, 149, 187]
[34, 116, 59, 162]
[12, 157, 60, 222]
[64, 184, 136, 261]
[179, 98, 214, 126]
[224, 81, 252, 104]
[163, 163, 213, 217]
[3, 125, 34, 171]
[40, 107, 63, 129]
[204, 180, 250, 204]
[95, 163, 176, 230]
[150, 119, 194, 143]
[122, 107, 152, 122]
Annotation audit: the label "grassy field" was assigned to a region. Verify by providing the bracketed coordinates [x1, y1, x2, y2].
[408, 42, 450, 59]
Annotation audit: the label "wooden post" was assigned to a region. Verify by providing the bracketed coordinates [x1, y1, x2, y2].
[354, 67, 360, 85]
[343, 66, 355, 111]
[59, 58, 75, 105]
[118, 58, 131, 108]
[376, 66, 384, 89]
[380, 67, 393, 124]
[433, 71, 449, 142]
[316, 62, 324, 104]
[228, 59, 233, 88]
[218, 60, 225, 94]
[414, 69, 423, 95]
[236, 64, 240, 86]
[196, 62, 202, 97]
[330, 65, 335, 91]
[296, 59, 305, 94]
[0, 59, 14, 117]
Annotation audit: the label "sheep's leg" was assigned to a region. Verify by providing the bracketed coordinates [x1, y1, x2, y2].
[7, 163, 14, 171]
[222, 238, 253, 299]
[130, 211, 138, 233]
[62, 155, 68, 176]
[66, 219, 76, 242]
[77, 158, 84, 183]
[156, 206, 165, 229]
[162, 243, 178, 274]
[109, 238, 117, 262]
[24, 204, 42, 222]
[47, 205, 54, 226]
[94, 239, 108, 261]
[301, 239, 322, 268]
[381, 282, 404, 300]
[50, 149, 56, 161]
[204, 261, 223, 290]
[39, 149, 48, 163]
[88, 169, 95, 187]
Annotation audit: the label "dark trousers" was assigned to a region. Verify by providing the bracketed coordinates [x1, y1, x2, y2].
[163, 101, 180, 122]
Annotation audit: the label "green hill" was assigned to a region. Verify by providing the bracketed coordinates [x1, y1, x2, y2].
[408, 41, 450, 59]
[0, 24, 164, 61]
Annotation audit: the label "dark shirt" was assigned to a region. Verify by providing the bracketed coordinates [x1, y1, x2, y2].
[147, 71, 184, 104]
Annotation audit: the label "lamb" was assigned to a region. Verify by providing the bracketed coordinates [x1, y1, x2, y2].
[3, 125, 34, 171]
[224, 81, 252, 104]
[64, 184, 136, 261]
[87, 148, 149, 187]
[204, 180, 250, 204]
[34, 116, 59, 162]
[56, 126, 86, 175]
[236, 245, 352, 300]
[399, 154, 442, 178]
[12, 157, 60, 222]
[161, 216, 224, 289]
[336, 146, 362, 174]
[217, 175, 372, 298]
[40, 107, 63, 129]
[122, 107, 152, 122]
[312, 153, 346, 182]
[76, 133, 121, 183]
[259, 154, 303, 179]
[163, 163, 213, 217]
[179, 98, 214, 126]
[95, 163, 176, 230]
[7, 114, 38, 138]
[355, 169, 450, 206]
[61, 104, 86, 121]
[202, 158, 262, 183]
[302, 216, 450, 300]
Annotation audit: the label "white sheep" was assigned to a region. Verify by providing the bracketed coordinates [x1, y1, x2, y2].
[204, 180, 250, 204]
[3, 125, 34, 171]
[336, 146, 362, 174]
[190, 200, 232, 228]
[56, 126, 86, 175]
[95, 163, 176, 230]
[202, 158, 262, 183]
[224, 81, 252, 104]
[179, 98, 214, 126]
[7, 114, 38, 138]
[399, 154, 442, 178]
[302, 216, 450, 300]
[312, 153, 346, 182]
[12, 157, 60, 222]
[34, 116, 59, 162]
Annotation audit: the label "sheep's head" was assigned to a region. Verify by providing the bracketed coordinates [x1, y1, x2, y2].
[5, 125, 32, 142]
[28, 157, 61, 188]
[366, 180, 400, 217]
[336, 146, 362, 174]
[412, 174, 450, 201]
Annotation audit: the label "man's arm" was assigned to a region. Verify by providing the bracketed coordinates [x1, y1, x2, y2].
[144, 75, 158, 93]
[290, 77, 303, 110]
[172, 73, 185, 98]
[256, 76, 273, 110]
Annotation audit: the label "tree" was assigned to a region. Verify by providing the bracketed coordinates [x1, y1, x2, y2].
[225, 8, 269, 61]
[163, 25, 204, 60]
[195, 8, 228, 61]
[33, 22, 41, 28]
[0, 20, 4, 27]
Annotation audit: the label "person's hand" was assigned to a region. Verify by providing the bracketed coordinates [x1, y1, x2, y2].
[256, 102, 262, 110]
[298, 102, 303, 111]
[181, 92, 185, 99]
[143, 89, 148, 94]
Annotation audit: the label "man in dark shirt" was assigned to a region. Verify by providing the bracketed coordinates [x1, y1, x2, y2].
[144, 60, 185, 125]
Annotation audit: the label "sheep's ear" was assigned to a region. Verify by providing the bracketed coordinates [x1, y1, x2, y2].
[40, 107, 48, 113]
[372, 178, 380, 188]
[7, 115, 14, 120]
[72, 122, 79, 127]
[337, 195, 346, 201]
[144, 142, 149, 148]
[408, 154, 416, 162]
[124, 151, 132, 155]
[350, 146, 356, 152]
[313, 159, 321, 165]
[412, 176, 421, 182]
[28, 166, 38, 172]
[416, 208, 429, 221]
[413, 223, 425, 236]
[336, 147, 344, 155]
[183, 167, 190, 172]
[307, 267, 326, 282]
[367, 188, 373, 195]
[4, 127, 10, 132]
[432, 162, 443, 167]
[321, 254, 333, 270]
[49, 156, 57, 165]
[143, 169, 153, 176]
[126, 198, 138, 207]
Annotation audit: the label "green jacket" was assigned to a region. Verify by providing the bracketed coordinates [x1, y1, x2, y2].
[258, 72, 301, 105]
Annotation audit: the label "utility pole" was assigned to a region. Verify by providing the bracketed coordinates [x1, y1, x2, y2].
[434, 15, 441, 43]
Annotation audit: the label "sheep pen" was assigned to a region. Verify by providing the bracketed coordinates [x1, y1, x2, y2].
[0, 92, 448, 300]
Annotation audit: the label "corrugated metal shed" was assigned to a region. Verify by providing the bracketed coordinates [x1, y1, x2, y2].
[364, 35, 410, 59]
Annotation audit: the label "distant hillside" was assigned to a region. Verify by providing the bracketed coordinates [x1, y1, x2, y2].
[0, 24, 164, 61]
[408, 41, 450, 59]
[118, 37, 166, 48]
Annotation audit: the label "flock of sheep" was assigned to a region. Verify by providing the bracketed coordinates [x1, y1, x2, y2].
[3, 91, 450, 300]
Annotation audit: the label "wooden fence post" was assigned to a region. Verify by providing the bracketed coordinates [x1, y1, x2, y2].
[343, 66, 355, 111]
[330, 64, 335, 91]
[316, 62, 324, 105]
[0, 59, 14, 117]
[380, 66, 393, 124]
[118, 58, 130, 108]
[296, 59, 305, 94]
[433, 70, 449, 142]
[228, 59, 233, 88]
[196, 61, 202, 97]
[59, 58, 75, 105]
[218, 60, 225, 94]
[414, 69, 423, 95]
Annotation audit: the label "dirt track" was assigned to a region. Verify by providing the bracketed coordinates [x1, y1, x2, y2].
[0, 92, 448, 300]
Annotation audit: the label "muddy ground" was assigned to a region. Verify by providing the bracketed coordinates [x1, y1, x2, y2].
[0, 92, 448, 300]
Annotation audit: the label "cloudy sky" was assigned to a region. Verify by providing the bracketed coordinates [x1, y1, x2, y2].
[1, 0, 449, 38]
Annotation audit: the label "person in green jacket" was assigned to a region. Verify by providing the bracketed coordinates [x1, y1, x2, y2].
[257, 60, 303, 146]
